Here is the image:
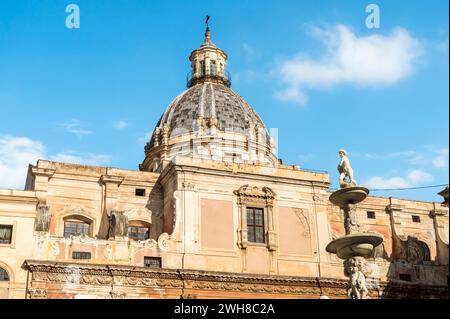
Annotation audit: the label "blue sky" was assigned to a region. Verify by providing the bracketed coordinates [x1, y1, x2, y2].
[0, 0, 448, 201]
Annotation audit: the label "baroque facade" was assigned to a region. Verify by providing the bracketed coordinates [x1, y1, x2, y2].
[0, 24, 448, 299]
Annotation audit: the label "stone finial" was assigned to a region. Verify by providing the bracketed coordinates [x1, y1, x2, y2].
[153, 128, 161, 147]
[162, 123, 170, 145]
[209, 116, 218, 135]
[197, 115, 206, 135]
[338, 149, 357, 188]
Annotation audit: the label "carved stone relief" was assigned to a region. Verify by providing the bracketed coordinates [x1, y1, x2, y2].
[293, 208, 311, 238]
[393, 236, 431, 264]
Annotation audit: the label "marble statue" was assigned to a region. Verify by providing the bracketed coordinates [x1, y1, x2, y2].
[344, 257, 369, 299]
[109, 210, 129, 238]
[34, 203, 51, 232]
[338, 149, 357, 188]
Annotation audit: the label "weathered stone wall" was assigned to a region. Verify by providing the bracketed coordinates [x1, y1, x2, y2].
[0, 158, 448, 299]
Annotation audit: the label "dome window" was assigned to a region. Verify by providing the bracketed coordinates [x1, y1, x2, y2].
[200, 60, 206, 76]
[211, 60, 217, 76]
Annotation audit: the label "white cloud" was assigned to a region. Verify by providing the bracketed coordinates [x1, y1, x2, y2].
[273, 87, 308, 105]
[353, 151, 417, 160]
[354, 148, 448, 169]
[0, 135, 45, 189]
[432, 148, 449, 168]
[407, 170, 433, 185]
[274, 24, 422, 104]
[365, 176, 411, 189]
[113, 120, 128, 130]
[0, 135, 111, 190]
[365, 169, 433, 189]
[58, 119, 92, 136]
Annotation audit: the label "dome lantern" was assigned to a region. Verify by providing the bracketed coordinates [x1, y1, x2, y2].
[187, 16, 231, 88]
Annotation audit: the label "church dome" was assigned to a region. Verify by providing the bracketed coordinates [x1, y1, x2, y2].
[141, 19, 277, 172]
[148, 82, 270, 147]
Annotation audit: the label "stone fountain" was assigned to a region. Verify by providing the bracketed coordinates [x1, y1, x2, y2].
[326, 149, 383, 299]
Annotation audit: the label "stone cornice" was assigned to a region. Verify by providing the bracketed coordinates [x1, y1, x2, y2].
[0, 190, 38, 205]
[30, 167, 56, 178]
[23, 260, 448, 298]
[430, 209, 449, 217]
[100, 175, 124, 185]
[160, 160, 330, 189]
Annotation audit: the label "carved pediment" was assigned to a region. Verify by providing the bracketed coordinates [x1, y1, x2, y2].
[59, 205, 96, 219]
[234, 185, 276, 200]
[124, 208, 153, 224]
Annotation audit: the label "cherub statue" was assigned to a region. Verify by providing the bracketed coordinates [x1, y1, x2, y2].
[338, 149, 357, 188]
[344, 257, 369, 299]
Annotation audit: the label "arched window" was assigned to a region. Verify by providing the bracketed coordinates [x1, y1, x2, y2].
[63, 215, 92, 238]
[210, 60, 217, 76]
[128, 221, 151, 241]
[200, 60, 206, 76]
[0, 267, 9, 281]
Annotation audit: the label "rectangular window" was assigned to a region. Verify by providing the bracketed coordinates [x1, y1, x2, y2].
[367, 211, 376, 219]
[128, 226, 150, 241]
[64, 221, 90, 238]
[144, 257, 162, 268]
[246, 207, 265, 244]
[72, 251, 91, 260]
[412, 215, 421, 223]
[399, 274, 412, 281]
[135, 188, 146, 197]
[0, 225, 13, 244]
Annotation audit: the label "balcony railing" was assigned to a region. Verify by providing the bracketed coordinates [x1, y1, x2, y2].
[186, 70, 232, 88]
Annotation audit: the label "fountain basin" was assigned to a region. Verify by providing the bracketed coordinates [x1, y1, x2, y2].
[326, 233, 383, 259]
[329, 187, 369, 206]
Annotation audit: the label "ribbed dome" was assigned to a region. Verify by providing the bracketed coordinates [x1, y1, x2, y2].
[140, 20, 277, 172]
[148, 82, 269, 148]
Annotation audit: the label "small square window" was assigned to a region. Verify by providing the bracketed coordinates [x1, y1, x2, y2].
[135, 188, 146, 197]
[0, 225, 13, 244]
[412, 215, 421, 223]
[144, 257, 162, 268]
[399, 274, 412, 281]
[72, 251, 91, 260]
[367, 211, 376, 219]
